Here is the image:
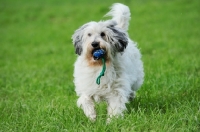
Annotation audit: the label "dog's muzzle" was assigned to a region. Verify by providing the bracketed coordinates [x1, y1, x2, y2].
[91, 41, 106, 60]
[91, 41, 100, 48]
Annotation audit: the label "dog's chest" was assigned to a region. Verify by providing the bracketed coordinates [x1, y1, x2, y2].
[74, 59, 119, 97]
[89, 70, 117, 96]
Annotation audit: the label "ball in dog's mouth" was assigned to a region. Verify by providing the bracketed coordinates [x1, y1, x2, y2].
[92, 49, 106, 60]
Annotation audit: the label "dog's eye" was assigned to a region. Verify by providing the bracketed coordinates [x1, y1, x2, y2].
[88, 33, 91, 37]
[100, 32, 105, 37]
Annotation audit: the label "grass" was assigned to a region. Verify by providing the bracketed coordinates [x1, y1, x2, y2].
[0, 0, 199, 131]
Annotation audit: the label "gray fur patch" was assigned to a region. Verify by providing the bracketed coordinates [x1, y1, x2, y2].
[72, 23, 89, 55]
[107, 26, 128, 52]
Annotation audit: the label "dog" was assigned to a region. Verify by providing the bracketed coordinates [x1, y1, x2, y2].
[72, 3, 144, 121]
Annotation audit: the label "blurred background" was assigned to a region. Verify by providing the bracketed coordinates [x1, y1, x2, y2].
[0, 0, 199, 131]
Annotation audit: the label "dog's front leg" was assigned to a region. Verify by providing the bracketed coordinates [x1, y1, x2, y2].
[106, 93, 128, 122]
[77, 94, 96, 121]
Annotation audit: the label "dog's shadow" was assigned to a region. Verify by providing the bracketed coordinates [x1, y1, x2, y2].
[126, 97, 161, 114]
[126, 86, 198, 116]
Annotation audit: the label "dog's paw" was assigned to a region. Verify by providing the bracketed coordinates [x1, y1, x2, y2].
[106, 117, 112, 124]
[89, 114, 96, 122]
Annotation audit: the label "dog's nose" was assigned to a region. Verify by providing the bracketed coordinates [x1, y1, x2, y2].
[91, 41, 100, 48]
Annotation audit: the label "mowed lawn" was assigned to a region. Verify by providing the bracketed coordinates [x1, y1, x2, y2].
[0, 0, 199, 131]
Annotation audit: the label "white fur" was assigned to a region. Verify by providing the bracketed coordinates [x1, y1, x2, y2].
[72, 3, 144, 121]
[105, 3, 130, 31]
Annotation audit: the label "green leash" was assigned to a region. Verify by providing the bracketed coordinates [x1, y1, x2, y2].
[96, 58, 106, 85]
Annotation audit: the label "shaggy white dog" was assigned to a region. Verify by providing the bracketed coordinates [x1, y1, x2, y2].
[72, 3, 144, 121]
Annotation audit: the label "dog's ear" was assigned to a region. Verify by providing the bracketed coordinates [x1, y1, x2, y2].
[72, 23, 89, 55]
[107, 26, 128, 52]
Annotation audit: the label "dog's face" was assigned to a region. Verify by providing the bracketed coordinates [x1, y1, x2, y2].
[72, 20, 128, 65]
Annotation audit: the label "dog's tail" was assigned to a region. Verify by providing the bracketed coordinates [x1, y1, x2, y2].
[105, 3, 131, 31]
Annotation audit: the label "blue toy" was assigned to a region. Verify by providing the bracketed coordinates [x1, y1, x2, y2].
[93, 49, 106, 60]
[92, 49, 106, 85]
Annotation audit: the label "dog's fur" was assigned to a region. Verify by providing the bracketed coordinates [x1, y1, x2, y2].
[72, 3, 144, 121]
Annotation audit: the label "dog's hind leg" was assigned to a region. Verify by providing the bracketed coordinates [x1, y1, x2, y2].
[129, 91, 136, 101]
[77, 94, 96, 121]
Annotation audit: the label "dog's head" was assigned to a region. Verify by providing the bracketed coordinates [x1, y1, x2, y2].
[72, 20, 128, 65]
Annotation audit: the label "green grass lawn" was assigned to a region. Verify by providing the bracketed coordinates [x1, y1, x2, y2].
[0, 0, 199, 131]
